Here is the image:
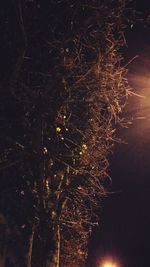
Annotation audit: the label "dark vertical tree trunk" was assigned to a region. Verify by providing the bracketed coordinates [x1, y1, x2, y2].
[21, 225, 35, 267]
[0, 215, 8, 267]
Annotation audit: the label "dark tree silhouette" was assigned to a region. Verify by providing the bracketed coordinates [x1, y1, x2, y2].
[0, 1, 133, 267]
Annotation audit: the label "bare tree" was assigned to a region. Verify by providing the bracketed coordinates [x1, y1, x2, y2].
[0, 1, 133, 266]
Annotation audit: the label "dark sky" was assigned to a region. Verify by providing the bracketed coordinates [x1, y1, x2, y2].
[1, 1, 150, 266]
[87, 1, 150, 267]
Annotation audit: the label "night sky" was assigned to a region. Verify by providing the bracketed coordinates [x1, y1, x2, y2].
[87, 1, 150, 267]
[1, 1, 150, 267]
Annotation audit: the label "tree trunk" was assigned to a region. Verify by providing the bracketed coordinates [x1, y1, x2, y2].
[23, 226, 35, 267]
[55, 224, 60, 267]
[0, 214, 8, 267]
[6, 224, 35, 267]
[48, 224, 61, 267]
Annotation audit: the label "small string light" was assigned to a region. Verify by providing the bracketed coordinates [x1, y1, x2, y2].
[56, 127, 61, 132]
[82, 144, 87, 150]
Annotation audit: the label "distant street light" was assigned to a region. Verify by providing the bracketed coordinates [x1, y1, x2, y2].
[99, 257, 120, 267]
[102, 262, 117, 267]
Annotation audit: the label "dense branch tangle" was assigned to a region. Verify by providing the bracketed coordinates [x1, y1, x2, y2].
[46, 1, 132, 266]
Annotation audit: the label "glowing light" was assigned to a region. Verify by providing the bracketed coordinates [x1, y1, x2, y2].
[56, 127, 61, 132]
[100, 256, 120, 267]
[102, 262, 117, 267]
[42, 146, 48, 154]
[82, 144, 87, 150]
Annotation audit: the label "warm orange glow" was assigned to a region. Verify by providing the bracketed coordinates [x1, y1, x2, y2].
[101, 262, 118, 267]
[99, 256, 120, 267]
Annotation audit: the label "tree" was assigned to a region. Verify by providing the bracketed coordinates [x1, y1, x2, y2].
[0, 1, 132, 266]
